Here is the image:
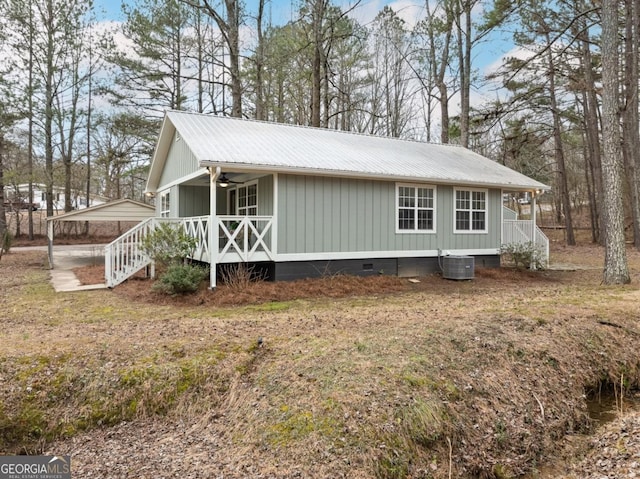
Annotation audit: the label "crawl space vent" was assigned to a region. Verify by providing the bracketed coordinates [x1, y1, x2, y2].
[442, 255, 475, 280]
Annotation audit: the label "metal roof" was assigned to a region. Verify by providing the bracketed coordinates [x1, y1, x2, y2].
[147, 110, 548, 191]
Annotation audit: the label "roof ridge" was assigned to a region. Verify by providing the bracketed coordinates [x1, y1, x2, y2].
[165, 109, 466, 150]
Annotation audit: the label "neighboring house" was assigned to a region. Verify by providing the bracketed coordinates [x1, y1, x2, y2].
[4, 183, 109, 211]
[105, 110, 549, 288]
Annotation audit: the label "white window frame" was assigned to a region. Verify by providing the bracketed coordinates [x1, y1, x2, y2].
[228, 180, 258, 216]
[160, 190, 171, 218]
[395, 183, 437, 234]
[454, 187, 488, 234]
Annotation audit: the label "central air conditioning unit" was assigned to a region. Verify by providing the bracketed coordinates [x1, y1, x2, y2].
[442, 255, 475, 280]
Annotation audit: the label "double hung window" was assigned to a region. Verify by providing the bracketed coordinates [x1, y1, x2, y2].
[454, 189, 487, 232]
[160, 191, 170, 217]
[396, 184, 436, 233]
[229, 181, 258, 216]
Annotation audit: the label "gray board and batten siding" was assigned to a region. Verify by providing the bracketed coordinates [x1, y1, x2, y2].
[158, 130, 199, 188]
[273, 174, 501, 279]
[276, 174, 501, 256]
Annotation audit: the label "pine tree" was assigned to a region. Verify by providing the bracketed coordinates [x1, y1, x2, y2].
[601, 0, 630, 284]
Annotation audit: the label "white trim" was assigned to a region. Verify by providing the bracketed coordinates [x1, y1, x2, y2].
[217, 251, 273, 264]
[273, 173, 279, 257]
[274, 248, 499, 262]
[153, 169, 208, 194]
[500, 189, 504, 247]
[395, 183, 437, 234]
[453, 187, 488, 234]
[209, 167, 220, 288]
[199, 160, 548, 191]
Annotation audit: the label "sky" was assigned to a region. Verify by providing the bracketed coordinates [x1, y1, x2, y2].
[92, 0, 514, 72]
[92, 0, 421, 25]
[90, 0, 518, 116]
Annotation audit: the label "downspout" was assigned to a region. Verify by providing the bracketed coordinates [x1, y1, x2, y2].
[209, 167, 221, 288]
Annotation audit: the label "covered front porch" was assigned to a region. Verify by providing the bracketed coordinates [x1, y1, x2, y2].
[105, 215, 549, 289]
[104, 214, 274, 288]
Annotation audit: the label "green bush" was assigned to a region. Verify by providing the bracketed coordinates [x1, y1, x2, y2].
[152, 263, 209, 295]
[141, 223, 197, 268]
[500, 242, 545, 270]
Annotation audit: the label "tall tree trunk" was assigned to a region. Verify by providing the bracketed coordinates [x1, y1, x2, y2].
[581, 32, 603, 244]
[310, 0, 326, 127]
[622, 0, 640, 248]
[85, 46, 92, 233]
[0, 134, 6, 240]
[545, 31, 575, 245]
[425, 0, 453, 144]
[601, 0, 630, 284]
[44, 0, 55, 218]
[582, 126, 598, 243]
[194, 0, 243, 117]
[459, 0, 472, 147]
[27, 2, 34, 240]
[255, 0, 266, 120]
[227, 0, 241, 117]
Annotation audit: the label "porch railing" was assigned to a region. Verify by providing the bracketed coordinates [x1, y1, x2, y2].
[105, 215, 273, 287]
[104, 217, 155, 288]
[217, 215, 274, 263]
[502, 219, 549, 267]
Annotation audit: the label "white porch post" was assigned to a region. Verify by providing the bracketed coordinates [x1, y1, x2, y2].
[272, 173, 278, 260]
[531, 191, 537, 270]
[209, 167, 221, 288]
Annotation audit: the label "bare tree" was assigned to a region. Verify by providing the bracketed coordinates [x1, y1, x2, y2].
[181, 0, 243, 117]
[622, 0, 640, 248]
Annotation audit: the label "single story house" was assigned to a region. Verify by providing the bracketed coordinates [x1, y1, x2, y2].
[105, 110, 549, 288]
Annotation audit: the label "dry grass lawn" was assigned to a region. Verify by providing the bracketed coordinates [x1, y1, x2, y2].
[1, 228, 640, 478]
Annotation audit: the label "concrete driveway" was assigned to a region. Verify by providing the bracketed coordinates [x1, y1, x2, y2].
[14, 244, 108, 292]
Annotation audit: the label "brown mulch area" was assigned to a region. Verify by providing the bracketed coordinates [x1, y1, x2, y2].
[73, 261, 551, 307]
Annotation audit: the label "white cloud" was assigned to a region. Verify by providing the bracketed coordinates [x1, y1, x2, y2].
[386, 0, 426, 27]
[483, 45, 536, 78]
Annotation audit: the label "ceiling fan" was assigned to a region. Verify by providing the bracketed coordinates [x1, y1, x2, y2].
[217, 173, 242, 188]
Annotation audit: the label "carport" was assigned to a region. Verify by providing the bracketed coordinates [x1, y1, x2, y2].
[46, 199, 155, 268]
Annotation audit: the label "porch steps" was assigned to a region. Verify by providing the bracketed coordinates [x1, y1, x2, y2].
[502, 220, 549, 267]
[104, 218, 155, 288]
[104, 216, 212, 288]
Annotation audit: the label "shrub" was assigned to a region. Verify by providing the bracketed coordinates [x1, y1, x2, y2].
[500, 242, 545, 270]
[219, 263, 265, 291]
[141, 223, 197, 268]
[152, 263, 209, 295]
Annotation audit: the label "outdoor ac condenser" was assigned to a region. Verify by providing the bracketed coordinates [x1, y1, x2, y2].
[442, 255, 475, 280]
